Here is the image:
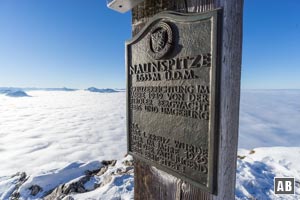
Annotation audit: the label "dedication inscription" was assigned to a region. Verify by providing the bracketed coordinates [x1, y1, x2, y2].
[126, 10, 220, 193]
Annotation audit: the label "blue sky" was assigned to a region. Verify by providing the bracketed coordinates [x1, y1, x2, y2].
[0, 0, 299, 89]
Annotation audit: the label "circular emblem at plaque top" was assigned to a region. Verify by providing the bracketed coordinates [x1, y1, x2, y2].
[148, 21, 173, 60]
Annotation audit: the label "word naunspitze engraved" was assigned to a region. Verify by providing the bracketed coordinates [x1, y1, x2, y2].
[129, 53, 211, 81]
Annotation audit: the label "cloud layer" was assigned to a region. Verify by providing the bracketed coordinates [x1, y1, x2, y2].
[1, 89, 299, 177]
[239, 90, 300, 148]
[0, 91, 126, 176]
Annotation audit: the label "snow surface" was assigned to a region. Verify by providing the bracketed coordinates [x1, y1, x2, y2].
[0, 89, 299, 199]
[18, 161, 102, 199]
[0, 156, 134, 200]
[70, 156, 134, 200]
[236, 147, 300, 199]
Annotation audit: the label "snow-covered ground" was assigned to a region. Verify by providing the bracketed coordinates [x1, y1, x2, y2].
[0, 155, 134, 200]
[0, 89, 299, 199]
[236, 147, 300, 200]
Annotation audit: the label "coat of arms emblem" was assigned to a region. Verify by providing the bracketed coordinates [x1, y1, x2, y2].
[148, 21, 173, 60]
[151, 29, 167, 52]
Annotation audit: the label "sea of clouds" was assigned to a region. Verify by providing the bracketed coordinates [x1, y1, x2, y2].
[239, 89, 300, 148]
[0, 90, 126, 176]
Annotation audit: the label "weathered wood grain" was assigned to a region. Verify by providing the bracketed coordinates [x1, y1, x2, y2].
[213, 0, 244, 199]
[131, 0, 243, 199]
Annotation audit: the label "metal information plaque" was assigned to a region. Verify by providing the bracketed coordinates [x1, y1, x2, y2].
[126, 10, 220, 193]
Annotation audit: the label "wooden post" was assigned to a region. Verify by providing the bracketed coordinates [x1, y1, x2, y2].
[131, 0, 243, 199]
